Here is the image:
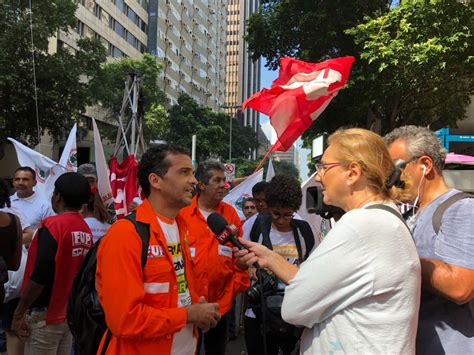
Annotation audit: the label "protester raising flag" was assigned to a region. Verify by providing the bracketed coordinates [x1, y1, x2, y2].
[243, 56, 355, 152]
[224, 168, 264, 221]
[8, 124, 77, 198]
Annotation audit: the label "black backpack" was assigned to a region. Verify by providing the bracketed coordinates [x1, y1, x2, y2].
[67, 213, 150, 355]
[249, 214, 315, 260]
[249, 214, 315, 337]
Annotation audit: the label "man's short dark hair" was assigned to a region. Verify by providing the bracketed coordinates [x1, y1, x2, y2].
[54, 172, 90, 210]
[138, 144, 189, 197]
[265, 175, 302, 210]
[15, 166, 36, 180]
[195, 159, 225, 185]
[243, 197, 255, 205]
[252, 181, 270, 196]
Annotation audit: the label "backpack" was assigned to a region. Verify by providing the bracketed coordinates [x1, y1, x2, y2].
[248, 214, 314, 337]
[249, 214, 315, 261]
[432, 192, 473, 234]
[67, 213, 150, 355]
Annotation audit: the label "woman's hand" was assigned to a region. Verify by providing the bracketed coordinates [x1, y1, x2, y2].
[233, 238, 299, 285]
[233, 238, 276, 269]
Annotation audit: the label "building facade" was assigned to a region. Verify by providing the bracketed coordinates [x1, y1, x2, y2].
[224, 0, 261, 145]
[148, 0, 227, 110]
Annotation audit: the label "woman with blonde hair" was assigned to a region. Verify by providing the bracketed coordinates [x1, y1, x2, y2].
[235, 128, 421, 354]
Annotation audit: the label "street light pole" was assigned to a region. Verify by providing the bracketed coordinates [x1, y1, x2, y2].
[229, 115, 232, 162]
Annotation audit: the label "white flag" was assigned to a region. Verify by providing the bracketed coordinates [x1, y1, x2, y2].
[58, 123, 77, 172]
[266, 159, 275, 182]
[8, 137, 58, 198]
[224, 169, 264, 220]
[92, 118, 116, 222]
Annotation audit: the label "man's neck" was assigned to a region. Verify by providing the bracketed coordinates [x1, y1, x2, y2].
[419, 176, 450, 210]
[197, 194, 219, 212]
[16, 191, 34, 199]
[148, 194, 178, 220]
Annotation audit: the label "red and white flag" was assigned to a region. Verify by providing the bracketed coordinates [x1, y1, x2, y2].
[243, 56, 355, 151]
[110, 155, 139, 219]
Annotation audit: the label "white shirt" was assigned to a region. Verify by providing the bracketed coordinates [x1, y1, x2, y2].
[4, 246, 28, 302]
[281, 203, 421, 354]
[10, 192, 54, 231]
[0, 206, 30, 231]
[84, 217, 111, 244]
[157, 217, 196, 355]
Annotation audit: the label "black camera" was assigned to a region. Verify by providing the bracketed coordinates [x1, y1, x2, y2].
[246, 269, 278, 302]
[306, 185, 345, 219]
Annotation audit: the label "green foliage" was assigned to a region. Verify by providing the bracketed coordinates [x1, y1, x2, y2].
[165, 94, 259, 162]
[233, 157, 300, 180]
[346, 0, 474, 131]
[245, 0, 474, 149]
[92, 53, 167, 142]
[0, 0, 106, 145]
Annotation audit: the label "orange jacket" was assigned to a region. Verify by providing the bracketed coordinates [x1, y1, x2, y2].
[96, 199, 198, 354]
[180, 196, 250, 315]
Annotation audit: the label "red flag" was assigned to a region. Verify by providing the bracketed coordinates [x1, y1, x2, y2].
[243, 56, 355, 151]
[110, 155, 139, 219]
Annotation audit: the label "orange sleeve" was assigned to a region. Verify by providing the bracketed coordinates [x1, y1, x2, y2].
[229, 211, 250, 295]
[96, 220, 187, 339]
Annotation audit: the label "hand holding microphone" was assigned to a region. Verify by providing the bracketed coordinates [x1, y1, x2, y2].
[207, 212, 274, 269]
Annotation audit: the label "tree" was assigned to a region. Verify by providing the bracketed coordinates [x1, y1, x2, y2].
[0, 0, 106, 146]
[234, 157, 300, 180]
[91, 53, 168, 143]
[245, 0, 474, 147]
[346, 0, 474, 131]
[165, 94, 259, 162]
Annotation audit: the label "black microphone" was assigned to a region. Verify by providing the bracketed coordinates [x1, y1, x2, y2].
[207, 212, 246, 250]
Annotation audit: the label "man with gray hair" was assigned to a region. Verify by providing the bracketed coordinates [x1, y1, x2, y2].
[180, 159, 249, 355]
[385, 125, 474, 355]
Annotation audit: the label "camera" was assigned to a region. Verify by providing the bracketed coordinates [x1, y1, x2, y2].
[246, 269, 278, 302]
[306, 185, 345, 219]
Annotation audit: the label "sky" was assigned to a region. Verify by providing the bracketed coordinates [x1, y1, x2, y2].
[258, 61, 311, 180]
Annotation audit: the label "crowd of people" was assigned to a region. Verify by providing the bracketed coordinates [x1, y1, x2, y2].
[0, 124, 472, 355]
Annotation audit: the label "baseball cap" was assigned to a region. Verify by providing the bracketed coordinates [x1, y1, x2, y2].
[77, 163, 97, 178]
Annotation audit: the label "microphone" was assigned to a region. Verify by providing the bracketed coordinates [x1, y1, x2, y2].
[207, 212, 246, 250]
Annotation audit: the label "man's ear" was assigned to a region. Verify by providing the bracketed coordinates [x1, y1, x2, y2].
[148, 172, 162, 192]
[197, 181, 206, 193]
[32, 179, 37, 187]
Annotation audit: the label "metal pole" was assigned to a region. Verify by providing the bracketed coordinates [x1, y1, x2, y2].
[191, 135, 197, 166]
[229, 116, 232, 162]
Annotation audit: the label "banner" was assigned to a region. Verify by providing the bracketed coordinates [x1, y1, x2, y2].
[58, 123, 77, 172]
[92, 118, 116, 222]
[224, 168, 264, 220]
[110, 155, 139, 219]
[243, 56, 355, 152]
[8, 137, 62, 198]
[266, 159, 275, 182]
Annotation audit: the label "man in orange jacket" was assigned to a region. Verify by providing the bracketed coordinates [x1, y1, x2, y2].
[180, 159, 250, 355]
[96, 144, 221, 354]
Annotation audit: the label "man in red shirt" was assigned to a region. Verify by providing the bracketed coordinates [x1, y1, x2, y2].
[12, 172, 93, 355]
[180, 159, 250, 355]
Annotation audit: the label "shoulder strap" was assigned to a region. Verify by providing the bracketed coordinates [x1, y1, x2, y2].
[259, 215, 273, 251]
[292, 220, 315, 261]
[123, 212, 150, 268]
[432, 192, 473, 235]
[366, 204, 410, 232]
[250, 214, 265, 243]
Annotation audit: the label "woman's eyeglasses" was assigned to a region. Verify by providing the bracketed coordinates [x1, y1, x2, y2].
[315, 162, 341, 176]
